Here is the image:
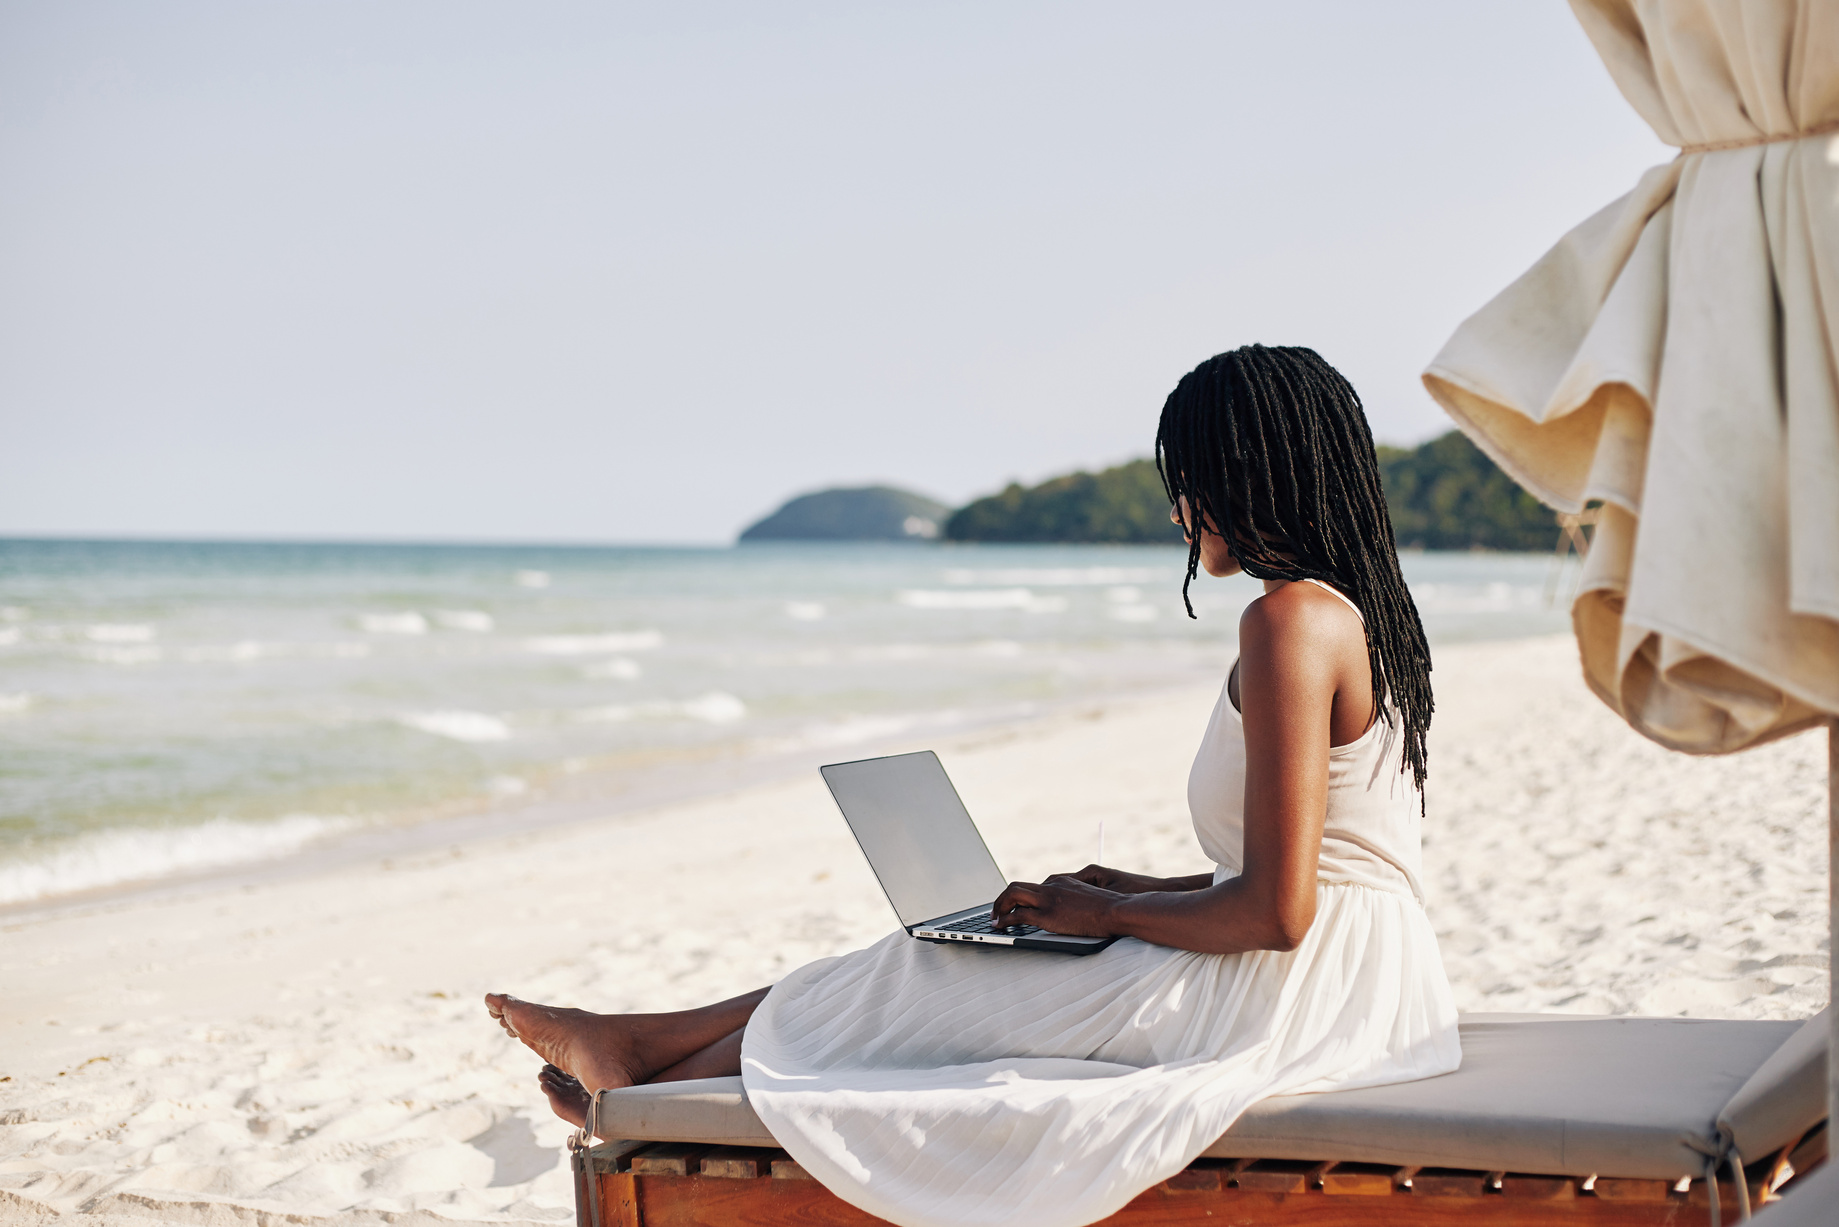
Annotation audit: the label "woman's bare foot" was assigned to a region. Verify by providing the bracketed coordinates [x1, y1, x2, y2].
[484, 993, 647, 1093]
[539, 1063, 591, 1129]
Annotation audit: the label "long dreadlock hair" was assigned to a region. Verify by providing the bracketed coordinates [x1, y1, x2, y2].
[1154, 344, 1433, 799]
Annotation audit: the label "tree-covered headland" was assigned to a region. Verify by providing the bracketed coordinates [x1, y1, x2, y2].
[943, 460, 1184, 544]
[941, 432, 1558, 550]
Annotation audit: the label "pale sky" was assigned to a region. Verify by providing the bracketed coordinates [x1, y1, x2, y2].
[0, 2, 1668, 544]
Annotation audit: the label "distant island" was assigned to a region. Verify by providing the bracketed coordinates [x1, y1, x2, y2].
[738, 485, 951, 542]
[740, 432, 1560, 550]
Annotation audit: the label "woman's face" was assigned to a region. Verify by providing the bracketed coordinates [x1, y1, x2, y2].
[1171, 497, 1241, 578]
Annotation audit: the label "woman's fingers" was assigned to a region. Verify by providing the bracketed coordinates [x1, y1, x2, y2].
[991, 880, 1043, 927]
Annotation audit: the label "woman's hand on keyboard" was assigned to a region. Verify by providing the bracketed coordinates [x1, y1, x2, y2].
[989, 874, 1123, 938]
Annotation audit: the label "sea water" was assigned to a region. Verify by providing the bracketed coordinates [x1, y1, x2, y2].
[0, 539, 1577, 906]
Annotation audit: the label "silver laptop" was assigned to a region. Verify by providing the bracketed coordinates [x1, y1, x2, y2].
[820, 750, 1116, 955]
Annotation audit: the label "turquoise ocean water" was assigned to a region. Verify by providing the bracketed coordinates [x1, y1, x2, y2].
[0, 539, 1575, 906]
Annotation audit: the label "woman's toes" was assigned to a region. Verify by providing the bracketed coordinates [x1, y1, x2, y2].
[539, 1063, 592, 1128]
[539, 1063, 582, 1091]
[483, 992, 521, 1036]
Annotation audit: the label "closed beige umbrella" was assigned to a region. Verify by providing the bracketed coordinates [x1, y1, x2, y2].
[1421, 0, 1839, 1131]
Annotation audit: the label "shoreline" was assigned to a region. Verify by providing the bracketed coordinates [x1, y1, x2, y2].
[0, 682, 1198, 926]
[2, 633, 1827, 1225]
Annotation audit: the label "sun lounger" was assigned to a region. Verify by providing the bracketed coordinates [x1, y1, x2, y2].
[570, 1011, 1829, 1226]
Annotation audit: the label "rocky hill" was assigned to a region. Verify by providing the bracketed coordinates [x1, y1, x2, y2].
[738, 485, 951, 542]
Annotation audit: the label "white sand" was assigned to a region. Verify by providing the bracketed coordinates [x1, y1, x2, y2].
[0, 635, 1828, 1226]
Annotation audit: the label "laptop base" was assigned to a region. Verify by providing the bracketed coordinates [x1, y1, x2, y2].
[911, 905, 1117, 955]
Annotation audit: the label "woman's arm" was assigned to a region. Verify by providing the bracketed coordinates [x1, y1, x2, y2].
[1055, 864, 1214, 895]
[990, 587, 1345, 955]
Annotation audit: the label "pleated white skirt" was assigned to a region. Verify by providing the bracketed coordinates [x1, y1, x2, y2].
[741, 881, 1461, 1227]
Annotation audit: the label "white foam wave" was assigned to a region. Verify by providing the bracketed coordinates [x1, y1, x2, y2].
[436, 610, 495, 632]
[941, 567, 1167, 587]
[0, 606, 27, 621]
[397, 710, 512, 742]
[0, 628, 19, 646]
[784, 602, 826, 621]
[680, 691, 746, 723]
[0, 815, 353, 906]
[898, 588, 1066, 613]
[82, 644, 162, 664]
[361, 612, 429, 635]
[582, 658, 642, 680]
[573, 691, 746, 725]
[524, 631, 663, 655]
[87, 623, 156, 643]
[181, 640, 270, 662]
[0, 692, 34, 714]
[850, 643, 932, 662]
[514, 570, 551, 588]
[178, 640, 371, 662]
[487, 774, 529, 798]
[758, 703, 1034, 755]
[1107, 604, 1158, 622]
[1411, 582, 1540, 614]
[780, 714, 930, 749]
[758, 641, 1022, 666]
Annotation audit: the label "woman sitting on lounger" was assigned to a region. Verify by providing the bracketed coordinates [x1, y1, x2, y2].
[487, 344, 1460, 1227]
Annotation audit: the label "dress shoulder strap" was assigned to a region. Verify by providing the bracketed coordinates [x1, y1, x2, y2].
[1301, 577, 1365, 625]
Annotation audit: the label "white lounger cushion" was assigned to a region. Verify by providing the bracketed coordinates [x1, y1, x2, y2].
[1197, 1016, 1795, 1177]
[1718, 1006, 1828, 1161]
[598, 1077, 774, 1148]
[593, 1015, 1806, 1180]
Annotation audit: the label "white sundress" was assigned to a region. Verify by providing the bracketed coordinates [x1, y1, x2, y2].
[740, 581, 1461, 1227]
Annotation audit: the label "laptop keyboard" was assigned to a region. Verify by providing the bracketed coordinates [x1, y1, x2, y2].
[936, 913, 1041, 936]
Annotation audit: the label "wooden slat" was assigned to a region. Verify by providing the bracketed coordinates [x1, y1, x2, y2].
[1500, 1173, 1577, 1200]
[1686, 1174, 1770, 1209]
[770, 1157, 815, 1180]
[1321, 1162, 1400, 1196]
[699, 1146, 775, 1179]
[1160, 1166, 1221, 1193]
[615, 1174, 888, 1225]
[605, 1163, 1733, 1225]
[588, 1140, 654, 1175]
[1413, 1167, 1489, 1197]
[1231, 1159, 1314, 1193]
[628, 1143, 708, 1177]
[1590, 1178, 1672, 1203]
[615, 1169, 1723, 1224]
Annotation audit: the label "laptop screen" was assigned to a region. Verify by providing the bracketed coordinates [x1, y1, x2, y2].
[821, 750, 1009, 929]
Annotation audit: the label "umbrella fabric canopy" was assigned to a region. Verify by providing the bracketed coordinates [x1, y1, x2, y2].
[1421, 0, 1839, 1184]
[1423, 0, 1839, 756]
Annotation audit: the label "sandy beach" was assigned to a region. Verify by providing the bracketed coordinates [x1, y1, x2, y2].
[1, 634, 1828, 1226]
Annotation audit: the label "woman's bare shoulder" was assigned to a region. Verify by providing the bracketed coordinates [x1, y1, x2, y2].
[1238, 581, 1364, 649]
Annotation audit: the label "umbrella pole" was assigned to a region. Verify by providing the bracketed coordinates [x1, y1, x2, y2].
[1831, 717, 1838, 1133]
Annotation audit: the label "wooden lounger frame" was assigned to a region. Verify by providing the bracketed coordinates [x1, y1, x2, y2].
[572, 1124, 1827, 1227]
